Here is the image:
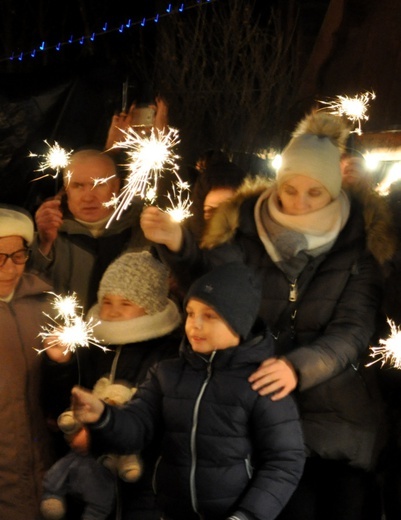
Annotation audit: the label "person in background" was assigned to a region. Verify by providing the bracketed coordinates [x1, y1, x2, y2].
[43, 250, 182, 520]
[0, 204, 56, 520]
[374, 178, 401, 520]
[140, 110, 396, 519]
[29, 148, 148, 313]
[189, 148, 231, 193]
[71, 262, 306, 520]
[104, 95, 170, 153]
[340, 152, 372, 189]
[194, 148, 230, 175]
[186, 161, 248, 243]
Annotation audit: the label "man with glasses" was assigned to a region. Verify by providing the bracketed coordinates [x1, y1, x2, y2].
[0, 204, 56, 520]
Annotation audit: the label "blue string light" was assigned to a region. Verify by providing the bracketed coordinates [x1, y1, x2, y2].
[3, 0, 218, 64]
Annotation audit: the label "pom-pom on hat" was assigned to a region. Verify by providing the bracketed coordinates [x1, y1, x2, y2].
[98, 251, 170, 315]
[184, 262, 262, 339]
[0, 204, 34, 245]
[277, 111, 350, 199]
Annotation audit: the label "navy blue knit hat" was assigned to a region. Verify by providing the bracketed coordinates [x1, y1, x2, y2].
[185, 262, 262, 339]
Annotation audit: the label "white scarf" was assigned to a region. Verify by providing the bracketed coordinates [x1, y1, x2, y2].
[255, 187, 350, 264]
[86, 299, 182, 345]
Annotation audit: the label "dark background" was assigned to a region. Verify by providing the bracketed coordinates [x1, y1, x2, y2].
[0, 0, 400, 210]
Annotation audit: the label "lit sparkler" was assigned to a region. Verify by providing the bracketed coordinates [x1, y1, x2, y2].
[367, 318, 401, 369]
[51, 292, 81, 319]
[105, 126, 181, 226]
[29, 140, 73, 180]
[318, 91, 376, 135]
[92, 175, 117, 187]
[163, 176, 193, 222]
[35, 292, 108, 356]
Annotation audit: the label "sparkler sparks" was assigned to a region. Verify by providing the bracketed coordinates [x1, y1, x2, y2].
[318, 91, 376, 135]
[367, 319, 401, 369]
[29, 140, 73, 180]
[164, 177, 193, 222]
[105, 126, 181, 226]
[35, 292, 108, 356]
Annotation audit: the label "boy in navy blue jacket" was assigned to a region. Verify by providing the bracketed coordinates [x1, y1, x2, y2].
[72, 262, 305, 520]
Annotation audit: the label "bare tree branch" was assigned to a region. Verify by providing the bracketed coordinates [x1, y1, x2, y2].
[149, 0, 301, 168]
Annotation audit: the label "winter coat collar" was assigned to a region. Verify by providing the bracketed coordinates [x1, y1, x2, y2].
[180, 322, 274, 370]
[200, 176, 398, 266]
[60, 202, 142, 237]
[13, 272, 52, 300]
[87, 299, 182, 344]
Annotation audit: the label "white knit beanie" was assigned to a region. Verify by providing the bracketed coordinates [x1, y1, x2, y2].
[98, 251, 170, 315]
[277, 111, 350, 199]
[0, 204, 34, 245]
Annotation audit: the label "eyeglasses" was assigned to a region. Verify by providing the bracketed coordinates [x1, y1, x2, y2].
[0, 249, 30, 268]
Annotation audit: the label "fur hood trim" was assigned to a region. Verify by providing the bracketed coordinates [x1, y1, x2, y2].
[200, 176, 273, 250]
[200, 176, 398, 265]
[349, 183, 398, 265]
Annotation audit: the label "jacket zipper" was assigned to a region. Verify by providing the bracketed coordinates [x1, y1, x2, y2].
[289, 279, 298, 302]
[190, 351, 216, 516]
[288, 278, 298, 340]
[109, 345, 122, 383]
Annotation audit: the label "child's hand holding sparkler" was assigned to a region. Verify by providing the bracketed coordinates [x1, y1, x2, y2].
[44, 335, 73, 363]
[140, 206, 184, 252]
[35, 292, 106, 358]
[71, 386, 105, 424]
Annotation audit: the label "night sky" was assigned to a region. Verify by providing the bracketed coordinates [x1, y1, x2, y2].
[1, 0, 400, 207]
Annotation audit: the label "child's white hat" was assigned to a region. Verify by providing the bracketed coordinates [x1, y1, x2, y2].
[98, 250, 170, 315]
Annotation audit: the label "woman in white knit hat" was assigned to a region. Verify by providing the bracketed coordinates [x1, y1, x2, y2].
[0, 204, 57, 520]
[44, 249, 182, 520]
[139, 110, 397, 520]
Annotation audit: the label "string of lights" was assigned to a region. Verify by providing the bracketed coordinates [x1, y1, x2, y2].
[1, 0, 216, 64]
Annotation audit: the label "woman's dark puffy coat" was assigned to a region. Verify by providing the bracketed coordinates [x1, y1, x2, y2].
[89, 328, 306, 520]
[156, 179, 395, 471]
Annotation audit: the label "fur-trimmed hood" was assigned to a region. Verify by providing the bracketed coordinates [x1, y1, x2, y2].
[201, 176, 398, 266]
